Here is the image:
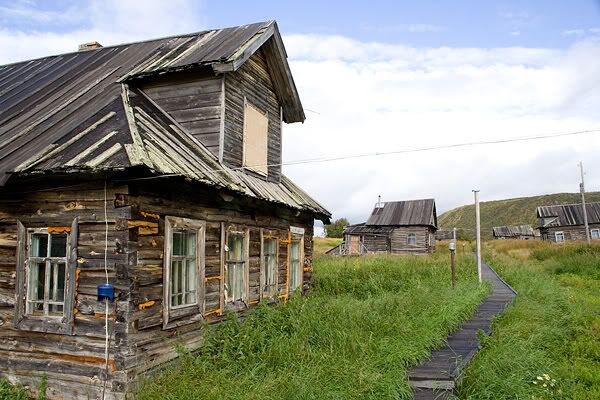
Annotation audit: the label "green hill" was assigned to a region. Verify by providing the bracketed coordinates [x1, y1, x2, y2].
[439, 192, 600, 240]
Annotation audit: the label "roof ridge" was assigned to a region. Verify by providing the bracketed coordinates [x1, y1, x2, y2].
[0, 21, 273, 69]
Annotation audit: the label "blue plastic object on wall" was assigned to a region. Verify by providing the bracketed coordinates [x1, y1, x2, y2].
[97, 283, 115, 302]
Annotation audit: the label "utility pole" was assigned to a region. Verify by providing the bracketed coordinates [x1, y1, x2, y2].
[473, 190, 482, 283]
[579, 162, 591, 244]
[450, 227, 456, 288]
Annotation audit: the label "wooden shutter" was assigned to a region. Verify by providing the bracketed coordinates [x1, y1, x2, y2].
[243, 102, 268, 176]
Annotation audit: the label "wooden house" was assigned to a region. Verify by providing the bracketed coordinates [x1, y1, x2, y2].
[341, 199, 437, 255]
[0, 21, 330, 399]
[537, 202, 600, 242]
[492, 225, 539, 240]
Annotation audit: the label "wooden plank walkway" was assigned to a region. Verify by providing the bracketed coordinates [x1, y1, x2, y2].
[408, 260, 517, 399]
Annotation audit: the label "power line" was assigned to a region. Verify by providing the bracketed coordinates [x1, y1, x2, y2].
[121, 127, 600, 182]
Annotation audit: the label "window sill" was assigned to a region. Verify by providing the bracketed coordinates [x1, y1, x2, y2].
[15, 315, 72, 335]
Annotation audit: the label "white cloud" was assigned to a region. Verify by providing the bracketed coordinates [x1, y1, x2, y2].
[282, 35, 600, 223]
[562, 29, 585, 37]
[1, 5, 600, 227]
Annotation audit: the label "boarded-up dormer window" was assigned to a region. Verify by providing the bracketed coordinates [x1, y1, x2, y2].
[243, 101, 268, 176]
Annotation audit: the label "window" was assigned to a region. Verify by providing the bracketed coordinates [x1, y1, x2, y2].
[225, 232, 247, 303]
[591, 229, 600, 240]
[262, 237, 278, 297]
[289, 241, 302, 292]
[407, 233, 417, 245]
[27, 230, 68, 316]
[555, 231, 565, 243]
[164, 217, 204, 327]
[242, 101, 268, 176]
[15, 220, 77, 335]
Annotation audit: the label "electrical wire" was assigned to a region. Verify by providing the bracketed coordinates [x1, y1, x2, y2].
[101, 179, 110, 400]
[117, 127, 600, 183]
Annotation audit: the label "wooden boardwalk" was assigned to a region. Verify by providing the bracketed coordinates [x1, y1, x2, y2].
[408, 260, 517, 399]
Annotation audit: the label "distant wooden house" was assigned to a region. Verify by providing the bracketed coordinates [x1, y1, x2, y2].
[435, 230, 454, 241]
[341, 199, 437, 255]
[492, 225, 539, 240]
[0, 21, 330, 399]
[537, 202, 600, 242]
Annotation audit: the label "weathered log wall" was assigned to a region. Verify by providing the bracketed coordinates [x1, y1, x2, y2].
[540, 224, 600, 242]
[0, 178, 314, 399]
[389, 226, 435, 254]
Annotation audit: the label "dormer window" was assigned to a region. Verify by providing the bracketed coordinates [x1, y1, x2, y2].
[243, 101, 268, 176]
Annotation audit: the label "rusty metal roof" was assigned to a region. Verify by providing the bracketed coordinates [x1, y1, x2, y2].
[0, 21, 328, 221]
[536, 202, 600, 227]
[492, 225, 537, 237]
[365, 199, 437, 228]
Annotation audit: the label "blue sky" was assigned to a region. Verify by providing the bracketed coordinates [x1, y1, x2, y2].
[2, 1, 600, 48]
[1, 1, 600, 224]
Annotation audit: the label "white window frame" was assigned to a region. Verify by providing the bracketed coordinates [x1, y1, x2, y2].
[14, 219, 78, 335]
[591, 228, 600, 240]
[163, 217, 205, 328]
[224, 228, 249, 304]
[555, 231, 565, 243]
[261, 232, 279, 298]
[288, 236, 304, 293]
[242, 99, 269, 176]
[26, 228, 69, 317]
[407, 232, 417, 246]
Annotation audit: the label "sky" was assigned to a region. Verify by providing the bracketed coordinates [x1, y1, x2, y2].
[1, 0, 600, 231]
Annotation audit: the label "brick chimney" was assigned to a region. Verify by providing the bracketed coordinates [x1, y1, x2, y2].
[78, 41, 103, 51]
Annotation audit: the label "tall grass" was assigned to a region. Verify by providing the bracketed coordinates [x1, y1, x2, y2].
[137, 252, 488, 400]
[457, 241, 600, 399]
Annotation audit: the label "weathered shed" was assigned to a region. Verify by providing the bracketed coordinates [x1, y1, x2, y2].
[537, 202, 600, 242]
[340, 199, 437, 255]
[0, 21, 330, 399]
[492, 225, 539, 240]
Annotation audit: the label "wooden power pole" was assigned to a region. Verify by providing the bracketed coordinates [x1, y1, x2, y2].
[579, 162, 591, 244]
[473, 190, 482, 283]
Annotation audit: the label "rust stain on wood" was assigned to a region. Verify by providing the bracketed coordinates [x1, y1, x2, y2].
[140, 211, 160, 220]
[138, 300, 156, 310]
[48, 226, 71, 233]
[60, 354, 116, 372]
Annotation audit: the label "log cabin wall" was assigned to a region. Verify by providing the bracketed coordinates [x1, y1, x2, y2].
[0, 180, 132, 400]
[0, 178, 315, 399]
[389, 226, 435, 254]
[361, 234, 389, 254]
[117, 180, 313, 394]
[540, 224, 600, 242]
[223, 50, 282, 182]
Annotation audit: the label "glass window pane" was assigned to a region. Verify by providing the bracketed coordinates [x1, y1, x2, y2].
[50, 234, 67, 257]
[49, 262, 66, 303]
[172, 232, 184, 256]
[186, 232, 196, 256]
[50, 304, 63, 314]
[31, 234, 48, 257]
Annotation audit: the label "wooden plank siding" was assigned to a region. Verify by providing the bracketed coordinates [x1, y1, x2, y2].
[540, 223, 600, 242]
[0, 178, 314, 399]
[142, 72, 223, 158]
[389, 226, 435, 255]
[224, 49, 282, 182]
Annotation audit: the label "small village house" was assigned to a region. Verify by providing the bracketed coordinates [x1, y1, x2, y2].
[492, 225, 539, 240]
[0, 21, 330, 399]
[537, 203, 600, 242]
[339, 199, 437, 255]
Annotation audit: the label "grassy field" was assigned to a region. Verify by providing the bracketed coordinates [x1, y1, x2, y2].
[438, 191, 600, 240]
[136, 248, 488, 400]
[313, 236, 342, 255]
[458, 240, 600, 399]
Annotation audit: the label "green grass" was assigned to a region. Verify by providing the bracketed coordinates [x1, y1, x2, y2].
[0, 378, 33, 400]
[438, 191, 600, 240]
[313, 237, 343, 255]
[137, 251, 489, 400]
[457, 240, 600, 399]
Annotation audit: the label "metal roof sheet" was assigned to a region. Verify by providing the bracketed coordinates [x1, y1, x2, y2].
[365, 199, 437, 228]
[536, 202, 600, 227]
[492, 225, 537, 237]
[0, 22, 327, 220]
